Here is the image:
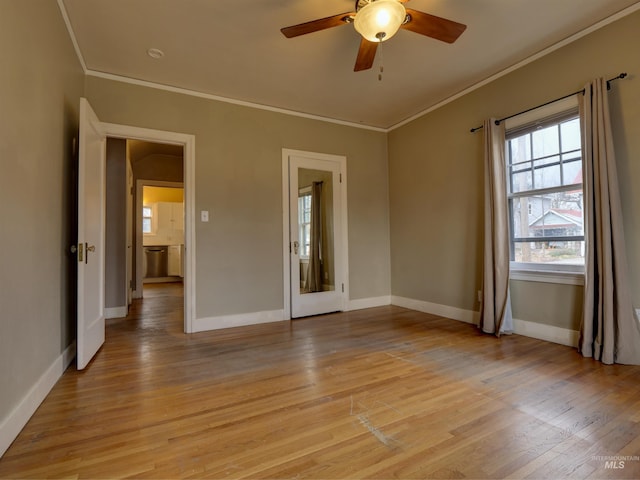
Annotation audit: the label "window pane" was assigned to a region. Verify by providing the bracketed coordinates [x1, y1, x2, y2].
[142, 206, 152, 217]
[142, 218, 151, 234]
[513, 241, 584, 265]
[509, 135, 531, 163]
[511, 169, 532, 193]
[562, 159, 582, 186]
[532, 125, 560, 157]
[510, 193, 584, 239]
[533, 161, 561, 189]
[560, 118, 581, 151]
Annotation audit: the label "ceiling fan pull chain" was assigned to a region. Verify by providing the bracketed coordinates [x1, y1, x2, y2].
[378, 40, 384, 81]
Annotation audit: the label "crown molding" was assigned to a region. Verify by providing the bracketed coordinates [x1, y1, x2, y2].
[85, 70, 387, 132]
[56, 0, 87, 73]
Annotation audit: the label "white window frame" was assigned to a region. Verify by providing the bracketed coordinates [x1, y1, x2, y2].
[505, 96, 584, 285]
[298, 186, 312, 260]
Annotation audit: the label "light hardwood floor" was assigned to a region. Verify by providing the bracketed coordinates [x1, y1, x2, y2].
[1, 283, 640, 479]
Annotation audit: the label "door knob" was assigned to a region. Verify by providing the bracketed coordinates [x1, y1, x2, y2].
[84, 243, 95, 264]
[293, 240, 299, 255]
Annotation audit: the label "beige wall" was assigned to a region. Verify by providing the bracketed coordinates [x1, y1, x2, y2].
[389, 10, 640, 331]
[105, 138, 127, 309]
[85, 76, 391, 318]
[0, 2, 84, 424]
[143, 186, 184, 204]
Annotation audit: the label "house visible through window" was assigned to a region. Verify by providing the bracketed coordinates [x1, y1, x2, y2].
[298, 188, 311, 258]
[506, 106, 584, 273]
[142, 205, 153, 234]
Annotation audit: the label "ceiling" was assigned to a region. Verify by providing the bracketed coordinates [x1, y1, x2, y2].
[128, 139, 183, 162]
[60, 0, 640, 130]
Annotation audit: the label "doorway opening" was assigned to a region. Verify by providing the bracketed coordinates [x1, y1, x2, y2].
[140, 185, 185, 290]
[106, 138, 185, 329]
[103, 132, 194, 333]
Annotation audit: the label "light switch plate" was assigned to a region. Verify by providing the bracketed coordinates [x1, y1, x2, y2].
[201, 210, 209, 222]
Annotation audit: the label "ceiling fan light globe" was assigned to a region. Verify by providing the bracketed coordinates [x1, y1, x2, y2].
[354, 0, 406, 42]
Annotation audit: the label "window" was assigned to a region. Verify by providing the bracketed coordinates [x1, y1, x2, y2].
[298, 189, 311, 258]
[505, 104, 584, 275]
[142, 205, 153, 234]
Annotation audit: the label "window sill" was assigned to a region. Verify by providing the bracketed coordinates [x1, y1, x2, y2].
[510, 269, 584, 286]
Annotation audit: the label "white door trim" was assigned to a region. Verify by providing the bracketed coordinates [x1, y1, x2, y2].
[281, 148, 349, 319]
[102, 122, 196, 333]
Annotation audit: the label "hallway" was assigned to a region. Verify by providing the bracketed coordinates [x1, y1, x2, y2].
[112, 282, 185, 335]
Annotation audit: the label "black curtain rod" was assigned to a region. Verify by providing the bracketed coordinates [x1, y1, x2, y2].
[469, 72, 627, 133]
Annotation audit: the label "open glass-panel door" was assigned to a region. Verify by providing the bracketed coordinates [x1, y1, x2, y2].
[76, 98, 106, 369]
[289, 154, 345, 318]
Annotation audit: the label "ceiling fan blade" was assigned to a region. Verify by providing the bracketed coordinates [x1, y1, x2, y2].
[354, 38, 378, 72]
[401, 8, 467, 43]
[281, 12, 355, 38]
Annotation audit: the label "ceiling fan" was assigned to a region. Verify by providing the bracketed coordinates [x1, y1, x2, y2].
[281, 0, 467, 72]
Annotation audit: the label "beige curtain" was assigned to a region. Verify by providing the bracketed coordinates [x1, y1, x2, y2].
[579, 78, 640, 365]
[305, 181, 323, 293]
[480, 119, 513, 335]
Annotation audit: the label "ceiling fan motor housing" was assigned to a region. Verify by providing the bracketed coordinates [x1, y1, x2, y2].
[354, 0, 407, 42]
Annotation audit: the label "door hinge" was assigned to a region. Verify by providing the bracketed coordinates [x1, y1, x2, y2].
[342, 283, 344, 293]
[339, 173, 342, 183]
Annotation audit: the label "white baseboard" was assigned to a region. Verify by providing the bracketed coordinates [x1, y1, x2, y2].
[391, 296, 480, 325]
[348, 295, 391, 311]
[513, 318, 579, 347]
[0, 341, 76, 458]
[193, 309, 287, 332]
[391, 296, 579, 348]
[105, 306, 128, 319]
